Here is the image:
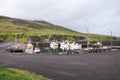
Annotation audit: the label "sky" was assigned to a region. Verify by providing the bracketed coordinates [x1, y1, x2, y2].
[0, 0, 120, 37]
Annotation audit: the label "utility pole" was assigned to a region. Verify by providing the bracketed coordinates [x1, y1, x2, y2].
[110, 31, 113, 48]
[87, 28, 89, 48]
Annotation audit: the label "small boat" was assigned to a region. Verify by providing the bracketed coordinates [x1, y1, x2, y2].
[7, 43, 26, 52]
[34, 47, 41, 54]
[25, 43, 33, 54]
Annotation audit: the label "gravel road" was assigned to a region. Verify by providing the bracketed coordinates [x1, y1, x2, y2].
[0, 42, 120, 80]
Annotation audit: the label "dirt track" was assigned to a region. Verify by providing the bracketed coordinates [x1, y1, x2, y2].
[0, 42, 120, 80]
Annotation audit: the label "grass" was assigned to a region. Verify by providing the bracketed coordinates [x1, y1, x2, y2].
[0, 66, 50, 80]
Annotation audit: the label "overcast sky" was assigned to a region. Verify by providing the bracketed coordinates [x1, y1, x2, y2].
[0, 0, 120, 37]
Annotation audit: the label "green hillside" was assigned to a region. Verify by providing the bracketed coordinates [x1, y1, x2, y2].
[0, 16, 119, 41]
[0, 16, 81, 35]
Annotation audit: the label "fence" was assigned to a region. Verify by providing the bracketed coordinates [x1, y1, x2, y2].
[102, 41, 120, 46]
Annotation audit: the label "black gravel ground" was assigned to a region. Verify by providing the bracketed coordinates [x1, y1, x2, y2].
[0, 42, 120, 80]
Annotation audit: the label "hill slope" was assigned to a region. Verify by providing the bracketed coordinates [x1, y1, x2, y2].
[0, 16, 119, 41]
[0, 16, 80, 35]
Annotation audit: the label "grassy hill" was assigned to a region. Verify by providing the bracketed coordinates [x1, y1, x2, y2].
[0, 16, 119, 41]
[0, 16, 81, 35]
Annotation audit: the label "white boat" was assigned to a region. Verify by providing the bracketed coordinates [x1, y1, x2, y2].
[34, 47, 41, 54]
[25, 43, 33, 54]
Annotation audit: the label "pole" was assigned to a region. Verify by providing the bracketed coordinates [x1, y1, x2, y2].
[111, 31, 113, 48]
[87, 28, 89, 48]
[84, 27, 89, 48]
